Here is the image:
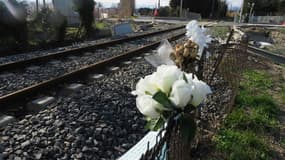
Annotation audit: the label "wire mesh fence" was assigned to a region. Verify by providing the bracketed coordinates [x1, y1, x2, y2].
[140, 29, 250, 160]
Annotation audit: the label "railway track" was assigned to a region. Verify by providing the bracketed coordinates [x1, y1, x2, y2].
[0, 26, 184, 67]
[0, 31, 185, 109]
[0, 27, 185, 98]
[232, 26, 285, 64]
[247, 45, 285, 64]
[0, 32, 190, 160]
[0, 24, 236, 160]
[0, 50, 158, 160]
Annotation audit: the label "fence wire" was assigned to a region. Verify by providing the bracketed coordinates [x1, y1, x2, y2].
[140, 30, 250, 160]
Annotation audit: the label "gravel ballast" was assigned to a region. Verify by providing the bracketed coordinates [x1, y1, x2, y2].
[0, 24, 181, 66]
[0, 58, 155, 160]
[0, 29, 184, 97]
[0, 36, 234, 160]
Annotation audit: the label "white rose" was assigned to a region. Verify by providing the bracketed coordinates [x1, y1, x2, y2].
[169, 80, 194, 109]
[132, 74, 158, 96]
[136, 95, 163, 119]
[154, 65, 182, 94]
[185, 20, 212, 58]
[184, 73, 197, 84]
[191, 78, 212, 107]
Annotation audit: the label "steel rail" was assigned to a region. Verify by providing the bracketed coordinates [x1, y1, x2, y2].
[0, 32, 185, 108]
[247, 45, 285, 64]
[0, 26, 184, 71]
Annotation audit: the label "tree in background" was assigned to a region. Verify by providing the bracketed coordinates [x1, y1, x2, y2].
[73, 0, 95, 37]
[169, 0, 227, 18]
[243, 0, 280, 16]
[49, 10, 67, 42]
[216, 0, 228, 18]
[29, 7, 67, 43]
[0, 0, 28, 45]
[158, 7, 171, 17]
[279, 0, 285, 15]
[138, 8, 153, 16]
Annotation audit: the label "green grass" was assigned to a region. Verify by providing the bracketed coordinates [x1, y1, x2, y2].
[215, 129, 269, 160]
[282, 139, 285, 147]
[278, 28, 285, 34]
[95, 22, 106, 30]
[280, 87, 285, 104]
[208, 26, 230, 39]
[214, 70, 280, 159]
[241, 70, 273, 91]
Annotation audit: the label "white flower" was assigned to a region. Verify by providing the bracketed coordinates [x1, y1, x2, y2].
[153, 65, 182, 94]
[136, 95, 163, 119]
[184, 73, 197, 83]
[185, 20, 212, 58]
[169, 80, 194, 109]
[191, 78, 212, 107]
[132, 75, 158, 96]
[157, 39, 175, 65]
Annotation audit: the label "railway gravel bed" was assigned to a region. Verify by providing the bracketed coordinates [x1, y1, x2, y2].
[0, 29, 184, 97]
[0, 40, 235, 160]
[0, 60, 153, 160]
[0, 24, 180, 65]
[0, 37, 190, 160]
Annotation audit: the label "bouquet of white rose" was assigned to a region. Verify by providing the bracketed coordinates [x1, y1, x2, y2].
[132, 65, 212, 142]
[133, 20, 213, 146]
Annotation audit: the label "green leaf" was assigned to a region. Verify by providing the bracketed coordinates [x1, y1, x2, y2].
[183, 73, 188, 83]
[162, 111, 172, 120]
[145, 117, 165, 131]
[145, 91, 152, 95]
[179, 114, 196, 145]
[184, 104, 196, 113]
[153, 91, 173, 109]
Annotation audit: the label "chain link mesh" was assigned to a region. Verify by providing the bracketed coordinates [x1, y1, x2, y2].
[140, 29, 250, 160]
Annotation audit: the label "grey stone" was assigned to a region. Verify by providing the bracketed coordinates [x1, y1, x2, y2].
[21, 140, 30, 149]
[57, 47, 65, 51]
[26, 66, 40, 72]
[14, 156, 21, 160]
[75, 127, 85, 134]
[109, 66, 120, 72]
[89, 74, 104, 80]
[18, 119, 28, 125]
[66, 134, 75, 141]
[48, 60, 61, 66]
[61, 84, 84, 95]
[113, 23, 133, 36]
[53, 120, 64, 128]
[0, 114, 15, 128]
[15, 150, 22, 155]
[76, 153, 83, 158]
[134, 56, 143, 60]
[16, 135, 26, 141]
[34, 153, 42, 160]
[66, 56, 78, 60]
[1, 136, 10, 141]
[27, 96, 55, 112]
[122, 61, 132, 65]
[0, 73, 15, 79]
[144, 53, 151, 56]
[83, 52, 93, 56]
[82, 146, 90, 152]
